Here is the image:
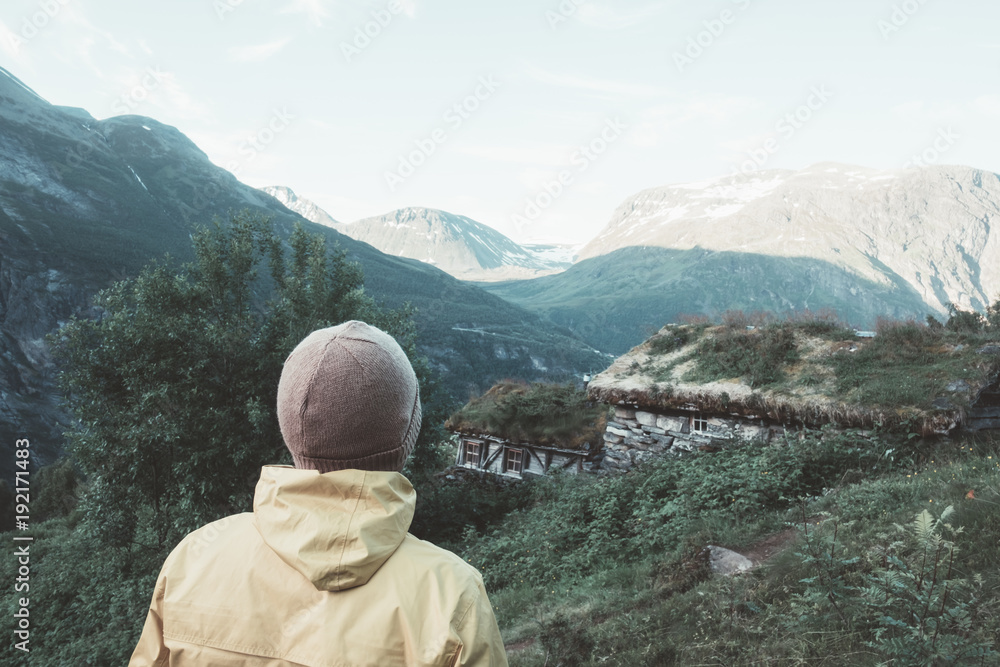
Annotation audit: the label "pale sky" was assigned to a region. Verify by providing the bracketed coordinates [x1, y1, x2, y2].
[2, 0, 999, 244]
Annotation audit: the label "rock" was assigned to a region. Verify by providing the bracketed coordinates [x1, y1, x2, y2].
[656, 415, 686, 432]
[607, 426, 630, 437]
[603, 433, 624, 444]
[645, 426, 666, 435]
[978, 345, 1000, 356]
[614, 407, 636, 420]
[635, 411, 657, 427]
[707, 546, 753, 576]
[946, 380, 970, 392]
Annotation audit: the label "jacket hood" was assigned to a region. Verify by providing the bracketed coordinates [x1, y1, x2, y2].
[253, 465, 416, 592]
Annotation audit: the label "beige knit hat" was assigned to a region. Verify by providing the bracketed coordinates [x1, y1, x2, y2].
[276, 321, 422, 473]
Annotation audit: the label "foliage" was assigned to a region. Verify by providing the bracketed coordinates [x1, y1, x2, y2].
[496, 434, 1000, 666]
[25, 211, 451, 665]
[409, 471, 538, 548]
[829, 319, 987, 412]
[683, 323, 799, 387]
[51, 211, 413, 547]
[463, 428, 910, 595]
[31, 458, 81, 523]
[535, 612, 595, 667]
[446, 381, 605, 450]
[859, 506, 996, 665]
[646, 325, 694, 355]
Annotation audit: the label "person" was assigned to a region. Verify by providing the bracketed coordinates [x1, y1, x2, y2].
[129, 321, 509, 666]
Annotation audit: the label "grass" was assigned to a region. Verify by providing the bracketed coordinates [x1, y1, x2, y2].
[471, 430, 1000, 666]
[595, 314, 1000, 434]
[446, 381, 607, 449]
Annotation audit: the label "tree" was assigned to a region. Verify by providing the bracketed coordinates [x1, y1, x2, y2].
[50, 211, 434, 549]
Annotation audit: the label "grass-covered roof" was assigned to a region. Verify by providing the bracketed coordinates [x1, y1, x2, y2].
[587, 315, 1000, 435]
[445, 381, 607, 450]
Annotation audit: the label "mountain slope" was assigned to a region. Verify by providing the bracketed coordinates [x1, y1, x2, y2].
[0, 67, 603, 477]
[578, 164, 1000, 315]
[260, 185, 341, 228]
[483, 246, 931, 354]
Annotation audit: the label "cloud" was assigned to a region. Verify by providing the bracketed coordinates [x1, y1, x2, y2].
[280, 0, 333, 26]
[629, 95, 759, 148]
[398, 0, 416, 18]
[228, 39, 291, 63]
[524, 64, 666, 98]
[453, 142, 574, 167]
[972, 95, 1000, 118]
[575, 2, 667, 30]
[0, 20, 26, 63]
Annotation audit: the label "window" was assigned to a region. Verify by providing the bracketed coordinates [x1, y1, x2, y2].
[504, 448, 524, 475]
[691, 413, 708, 432]
[464, 441, 482, 467]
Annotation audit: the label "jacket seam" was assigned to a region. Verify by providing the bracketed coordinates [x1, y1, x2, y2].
[334, 470, 367, 591]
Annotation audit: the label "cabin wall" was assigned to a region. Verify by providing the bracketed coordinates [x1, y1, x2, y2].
[601, 406, 780, 472]
[455, 436, 585, 478]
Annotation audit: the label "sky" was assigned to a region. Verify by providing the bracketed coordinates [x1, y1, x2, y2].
[1, 0, 998, 245]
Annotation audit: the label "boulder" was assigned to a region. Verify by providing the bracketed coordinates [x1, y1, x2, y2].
[707, 546, 753, 576]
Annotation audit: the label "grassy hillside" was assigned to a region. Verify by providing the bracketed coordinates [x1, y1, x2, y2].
[450, 429, 1000, 665]
[482, 246, 934, 355]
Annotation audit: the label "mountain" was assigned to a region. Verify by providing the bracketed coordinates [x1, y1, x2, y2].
[578, 164, 1000, 315]
[483, 246, 931, 355]
[0, 66, 604, 479]
[260, 185, 341, 228]
[256, 194, 571, 281]
[485, 164, 1000, 354]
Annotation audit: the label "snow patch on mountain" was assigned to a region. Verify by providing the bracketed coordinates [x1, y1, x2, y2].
[577, 163, 1000, 316]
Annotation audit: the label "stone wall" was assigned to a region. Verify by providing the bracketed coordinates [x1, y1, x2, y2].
[600, 406, 776, 472]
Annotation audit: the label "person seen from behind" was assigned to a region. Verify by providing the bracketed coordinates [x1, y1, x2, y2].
[129, 321, 509, 666]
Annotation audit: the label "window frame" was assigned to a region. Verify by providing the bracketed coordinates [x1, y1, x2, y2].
[503, 447, 524, 475]
[464, 440, 482, 467]
[691, 413, 709, 432]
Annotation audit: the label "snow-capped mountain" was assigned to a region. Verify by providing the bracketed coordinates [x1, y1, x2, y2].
[344, 208, 570, 281]
[260, 186, 340, 228]
[578, 163, 1000, 314]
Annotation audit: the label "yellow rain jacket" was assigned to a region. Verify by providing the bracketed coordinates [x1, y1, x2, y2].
[129, 466, 508, 666]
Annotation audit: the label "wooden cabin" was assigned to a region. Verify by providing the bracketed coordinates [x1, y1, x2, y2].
[446, 381, 605, 479]
[454, 433, 590, 478]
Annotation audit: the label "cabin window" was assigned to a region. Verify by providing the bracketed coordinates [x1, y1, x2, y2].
[504, 448, 524, 475]
[691, 413, 708, 432]
[464, 441, 482, 467]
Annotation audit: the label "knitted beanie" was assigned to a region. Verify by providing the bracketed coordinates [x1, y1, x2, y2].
[276, 321, 422, 473]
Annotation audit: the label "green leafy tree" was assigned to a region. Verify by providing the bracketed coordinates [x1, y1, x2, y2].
[50, 211, 437, 549]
